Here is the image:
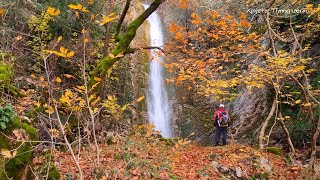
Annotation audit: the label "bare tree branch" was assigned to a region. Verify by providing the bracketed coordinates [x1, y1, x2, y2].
[115, 0, 132, 38]
[125, 46, 165, 54]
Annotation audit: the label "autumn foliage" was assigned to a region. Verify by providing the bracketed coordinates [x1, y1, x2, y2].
[166, 10, 260, 100]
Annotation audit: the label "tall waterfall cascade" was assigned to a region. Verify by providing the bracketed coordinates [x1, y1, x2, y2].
[143, 4, 172, 138]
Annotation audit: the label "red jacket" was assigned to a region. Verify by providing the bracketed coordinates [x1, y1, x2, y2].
[214, 108, 230, 126]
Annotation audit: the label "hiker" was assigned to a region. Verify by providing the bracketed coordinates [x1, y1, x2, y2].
[214, 104, 230, 146]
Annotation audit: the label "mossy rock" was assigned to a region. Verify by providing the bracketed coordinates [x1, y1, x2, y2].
[266, 146, 284, 156]
[0, 117, 39, 179]
[0, 61, 25, 97]
[249, 172, 269, 180]
[159, 138, 179, 146]
[47, 163, 61, 180]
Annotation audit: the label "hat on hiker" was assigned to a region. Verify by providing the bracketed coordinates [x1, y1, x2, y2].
[219, 104, 225, 108]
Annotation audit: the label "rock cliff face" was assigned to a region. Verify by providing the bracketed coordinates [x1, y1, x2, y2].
[106, 0, 151, 128]
[231, 87, 270, 136]
[125, 1, 151, 123]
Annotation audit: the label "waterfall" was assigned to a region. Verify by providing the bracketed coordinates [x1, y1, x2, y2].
[143, 4, 172, 138]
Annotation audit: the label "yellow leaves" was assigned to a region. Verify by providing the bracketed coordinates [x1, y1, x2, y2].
[59, 90, 72, 106]
[55, 77, 62, 83]
[1, 149, 17, 159]
[302, 102, 312, 107]
[39, 76, 45, 82]
[57, 36, 62, 43]
[136, 96, 145, 102]
[60, 46, 74, 57]
[108, 52, 124, 59]
[48, 129, 60, 138]
[68, 4, 81, 10]
[33, 101, 41, 108]
[175, 139, 191, 149]
[90, 14, 95, 21]
[98, 13, 117, 26]
[45, 106, 54, 114]
[94, 77, 101, 82]
[121, 104, 128, 111]
[76, 86, 85, 93]
[82, 29, 86, 34]
[90, 97, 101, 106]
[295, 99, 301, 104]
[87, 0, 94, 5]
[44, 46, 75, 58]
[68, 4, 90, 13]
[305, 4, 313, 9]
[104, 95, 123, 121]
[84, 38, 89, 43]
[0, 7, 4, 16]
[47, 6, 60, 16]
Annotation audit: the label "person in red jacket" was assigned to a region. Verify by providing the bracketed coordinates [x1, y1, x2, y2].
[214, 104, 230, 146]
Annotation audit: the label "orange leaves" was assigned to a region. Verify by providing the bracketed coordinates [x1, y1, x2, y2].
[240, 19, 251, 28]
[0, 7, 4, 16]
[136, 96, 145, 102]
[47, 6, 60, 16]
[169, 23, 184, 33]
[190, 13, 202, 25]
[44, 46, 75, 58]
[208, 11, 220, 19]
[166, 10, 261, 100]
[178, 0, 189, 9]
[239, 13, 247, 19]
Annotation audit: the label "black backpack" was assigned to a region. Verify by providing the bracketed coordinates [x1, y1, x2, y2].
[218, 111, 229, 127]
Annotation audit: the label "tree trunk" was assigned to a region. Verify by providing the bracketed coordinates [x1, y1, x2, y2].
[310, 108, 320, 169]
[259, 96, 277, 149]
[94, 0, 165, 77]
[278, 112, 296, 156]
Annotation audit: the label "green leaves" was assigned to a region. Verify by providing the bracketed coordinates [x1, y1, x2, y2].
[0, 104, 14, 130]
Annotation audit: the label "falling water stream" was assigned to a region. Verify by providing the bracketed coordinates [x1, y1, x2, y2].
[143, 4, 172, 138]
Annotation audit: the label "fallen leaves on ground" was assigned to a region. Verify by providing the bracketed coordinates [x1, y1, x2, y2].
[49, 135, 302, 179]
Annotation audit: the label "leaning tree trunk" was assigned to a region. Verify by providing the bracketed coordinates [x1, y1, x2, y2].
[94, 0, 165, 78]
[259, 96, 277, 149]
[278, 112, 296, 156]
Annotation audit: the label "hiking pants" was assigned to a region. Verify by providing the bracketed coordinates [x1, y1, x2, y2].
[215, 126, 227, 145]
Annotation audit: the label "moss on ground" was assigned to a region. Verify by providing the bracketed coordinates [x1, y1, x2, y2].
[266, 146, 284, 156]
[0, 117, 39, 179]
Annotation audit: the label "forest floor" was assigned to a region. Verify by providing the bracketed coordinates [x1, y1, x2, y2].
[44, 132, 316, 180]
